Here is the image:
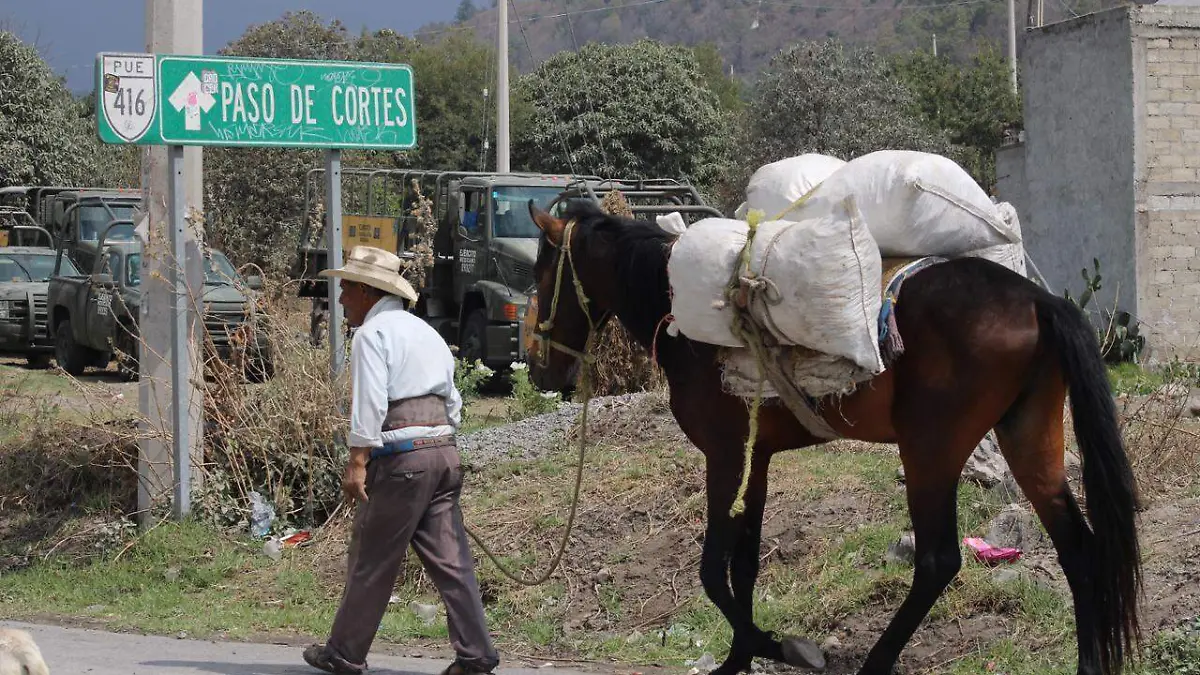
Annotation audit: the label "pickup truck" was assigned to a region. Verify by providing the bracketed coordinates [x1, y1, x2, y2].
[0, 243, 80, 368]
[47, 227, 274, 381]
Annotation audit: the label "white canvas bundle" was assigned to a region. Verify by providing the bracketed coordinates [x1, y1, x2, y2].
[965, 201, 1027, 277]
[667, 198, 884, 375]
[743, 153, 847, 220]
[792, 150, 1020, 257]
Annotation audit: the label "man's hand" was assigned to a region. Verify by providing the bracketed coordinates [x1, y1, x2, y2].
[342, 449, 371, 502]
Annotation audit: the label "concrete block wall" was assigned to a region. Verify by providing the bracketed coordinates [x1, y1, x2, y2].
[1008, 5, 1200, 362]
[1135, 6, 1200, 359]
[1017, 8, 1138, 325]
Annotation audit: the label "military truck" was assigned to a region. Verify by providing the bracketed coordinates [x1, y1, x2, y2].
[46, 220, 274, 380]
[0, 186, 274, 380]
[0, 238, 79, 369]
[292, 169, 721, 371]
[0, 186, 143, 275]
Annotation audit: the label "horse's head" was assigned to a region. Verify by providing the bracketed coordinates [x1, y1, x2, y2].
[525, 199, 613, 393]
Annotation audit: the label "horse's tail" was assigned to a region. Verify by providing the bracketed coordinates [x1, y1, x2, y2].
[1036, 293, 1142, 673]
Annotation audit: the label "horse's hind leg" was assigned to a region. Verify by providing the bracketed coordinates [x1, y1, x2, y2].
[993, 371, 1102, 675]
[858, 434, 978, 675]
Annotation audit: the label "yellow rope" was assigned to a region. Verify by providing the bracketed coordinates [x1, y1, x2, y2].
[537, 220, 575, 333]
[725, 211, 764, 518]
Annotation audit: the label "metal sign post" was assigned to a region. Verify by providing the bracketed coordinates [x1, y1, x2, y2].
[326, 150, 344, 381]
[167, 143, 191, 518]
[95, 51, 418, 520]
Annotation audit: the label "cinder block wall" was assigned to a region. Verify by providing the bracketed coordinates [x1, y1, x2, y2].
[1134, 6, 1200, 360]
[1011, 5, 1200, 362]
[1019, 8, 1138, 327]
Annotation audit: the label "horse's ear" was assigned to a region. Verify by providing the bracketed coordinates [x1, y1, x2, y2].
[528, 200, 566, 246]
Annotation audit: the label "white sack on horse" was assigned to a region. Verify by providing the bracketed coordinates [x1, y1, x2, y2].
[742, 153, 847, 220]
[666, 198, 884, 376]
[791, 150, 1020, 257]
[964, 201, 1027, 277]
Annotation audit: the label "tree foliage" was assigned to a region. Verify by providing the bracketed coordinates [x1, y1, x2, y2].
[0, 31, 113, 188]
[691, 42, 744, 114]
[512, 39, 733, 186]
[355, 30, 527, 173]
[455, 0, 480, 24]
[891, 43, 1022, 192]
[201, 11, 348, 275]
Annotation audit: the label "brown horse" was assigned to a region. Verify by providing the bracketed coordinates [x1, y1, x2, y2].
[523, 198, 1142, 675]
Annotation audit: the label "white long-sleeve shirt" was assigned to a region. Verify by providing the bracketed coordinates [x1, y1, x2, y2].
[348, 295, 463, 448]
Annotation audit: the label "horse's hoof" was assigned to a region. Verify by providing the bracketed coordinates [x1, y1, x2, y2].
[781, 636, 826, 671]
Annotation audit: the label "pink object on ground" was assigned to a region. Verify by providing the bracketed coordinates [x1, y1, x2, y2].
[962, 537, 1022, 565]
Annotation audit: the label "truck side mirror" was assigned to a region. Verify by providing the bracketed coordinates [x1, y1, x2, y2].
[246, 275, 263, 291]
[457, 225, 479, 242]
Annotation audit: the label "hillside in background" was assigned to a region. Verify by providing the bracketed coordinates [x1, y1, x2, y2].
[426, 0, 1122, 77]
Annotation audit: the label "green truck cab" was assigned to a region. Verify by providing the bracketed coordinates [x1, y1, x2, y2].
[293, 169, 720, 371]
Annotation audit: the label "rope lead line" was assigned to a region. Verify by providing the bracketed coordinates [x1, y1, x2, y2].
[464, 221, 592, 586]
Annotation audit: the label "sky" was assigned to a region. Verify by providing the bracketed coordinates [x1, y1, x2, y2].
[1, 0, 460, 93]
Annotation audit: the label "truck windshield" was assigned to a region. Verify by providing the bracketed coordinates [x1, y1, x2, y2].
[491, 187, 564, 238]
[80, 203, 139, 242]
[125, 251, 241, 287]
[0, 254, 79, 282]
[204, 251, 240, 286]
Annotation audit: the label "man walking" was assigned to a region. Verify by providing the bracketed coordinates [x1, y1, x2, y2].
[304, 246, 500, 675]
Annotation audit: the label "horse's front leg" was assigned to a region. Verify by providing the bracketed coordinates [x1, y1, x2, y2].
[702, 450, 825, 675]
[728, 451, 826, 672]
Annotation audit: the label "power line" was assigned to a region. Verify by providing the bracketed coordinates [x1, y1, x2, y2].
[755, 0, 998, 10]
[561, 0, 611, 176]
[509, 0, 581, 177]
[409, 0, 676, 38]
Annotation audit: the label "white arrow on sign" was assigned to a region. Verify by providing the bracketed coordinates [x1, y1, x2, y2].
[168, 71, 216, 131]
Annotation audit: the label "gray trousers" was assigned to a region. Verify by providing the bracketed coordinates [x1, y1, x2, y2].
[327, 443, 499, 671]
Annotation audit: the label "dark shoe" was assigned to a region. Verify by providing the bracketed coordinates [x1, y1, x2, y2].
[440, 658, 497, 675]
[303, 644, 367, 674]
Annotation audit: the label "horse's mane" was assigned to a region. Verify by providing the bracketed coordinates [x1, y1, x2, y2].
[559, 199, 674, 347]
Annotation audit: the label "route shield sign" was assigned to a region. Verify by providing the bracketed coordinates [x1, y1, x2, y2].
[99, 53, 158, 143]
[95, 53, 417, 150]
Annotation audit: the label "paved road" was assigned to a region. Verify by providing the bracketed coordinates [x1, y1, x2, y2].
[1, 621, 611, 675]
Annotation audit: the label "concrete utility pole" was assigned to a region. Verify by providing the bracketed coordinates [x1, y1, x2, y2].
[497, 0, 510, 173]
[1009, 0, 1019, 94]
[140, 0, 204, 523]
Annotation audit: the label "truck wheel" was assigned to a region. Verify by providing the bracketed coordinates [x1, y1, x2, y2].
[114, 324, 140, 381]
[54, 318, 96, 377]
[459, 309, 488, 365]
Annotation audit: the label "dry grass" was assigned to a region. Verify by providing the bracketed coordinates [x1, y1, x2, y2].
[1115, 382, 1200, 499]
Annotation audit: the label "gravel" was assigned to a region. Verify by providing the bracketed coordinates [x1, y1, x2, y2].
[458, 391, 663, 467]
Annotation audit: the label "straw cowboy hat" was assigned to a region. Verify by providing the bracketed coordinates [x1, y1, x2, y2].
[319, 245, 418, 303]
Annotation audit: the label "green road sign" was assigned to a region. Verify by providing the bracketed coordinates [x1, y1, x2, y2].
[96, 53, 416, 150]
